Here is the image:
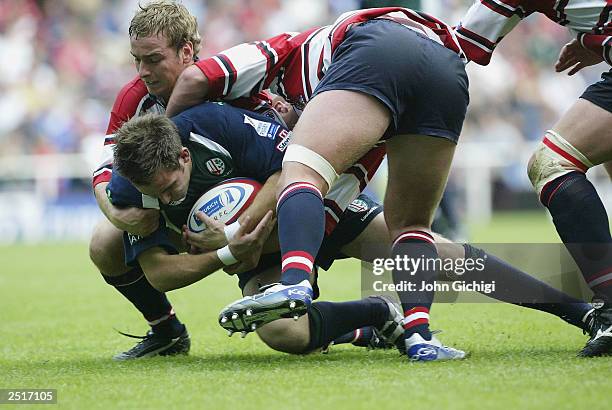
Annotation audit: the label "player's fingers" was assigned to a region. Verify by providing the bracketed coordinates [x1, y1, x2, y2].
[223, 263, 242, 275]
[182, 224, 188, 241]
[568, 62, 586, 76]
[245, 211, 274, 240]
[184, 229, 200, 246]
[235, 215, 252, 238]
[555, 55, 576, 72]
[195, 211, 217, 228]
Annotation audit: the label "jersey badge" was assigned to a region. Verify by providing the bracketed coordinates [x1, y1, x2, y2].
[206, 158, 227, 176]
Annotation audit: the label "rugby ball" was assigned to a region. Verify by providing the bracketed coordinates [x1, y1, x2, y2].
[187, 178, 262, 233]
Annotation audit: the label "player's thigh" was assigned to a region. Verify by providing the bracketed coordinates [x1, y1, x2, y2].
[384, 135, 456, 238]
[552, 99, 612, 165]
[340, 212, 465, 261]
[89, 218, 129, 276]
[340, 213, 390, 262]
[242, 265, 311, 353]
[280, 90, 391, 192]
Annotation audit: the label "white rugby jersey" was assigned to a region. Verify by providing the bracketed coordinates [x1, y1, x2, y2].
[456, 0, 612, 65]
[194, 7, 465, 111]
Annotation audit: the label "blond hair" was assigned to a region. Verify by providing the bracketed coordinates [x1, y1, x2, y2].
[114, 114, 183, 186]
[129, 1, 201, 57]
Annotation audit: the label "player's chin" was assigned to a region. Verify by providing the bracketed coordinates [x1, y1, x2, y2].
[146, 82, 165, 96]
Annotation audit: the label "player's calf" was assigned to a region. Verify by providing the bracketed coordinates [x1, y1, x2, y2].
[255, 316, 310, 354]
[529, 130, 612, 302]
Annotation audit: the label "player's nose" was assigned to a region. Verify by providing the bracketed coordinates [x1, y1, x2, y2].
[138, 63, 151, 78]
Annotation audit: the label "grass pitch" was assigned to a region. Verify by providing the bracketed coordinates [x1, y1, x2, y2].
[1, 211, 610, 409]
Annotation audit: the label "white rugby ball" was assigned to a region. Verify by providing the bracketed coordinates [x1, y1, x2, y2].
[187, 178, 262, 233]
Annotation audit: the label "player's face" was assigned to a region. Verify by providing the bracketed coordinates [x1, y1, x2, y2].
[136, 148, 192, 205]
[271, 95, 299, 129]
[130, 34, 194, 103]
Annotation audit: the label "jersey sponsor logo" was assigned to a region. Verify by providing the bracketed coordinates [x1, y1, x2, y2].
[243, 114, 280, 139]
[347, 198, 369, 213]
[206, 158, 226, 176]
[127, 233, 142, 245]
[276, 129, 292, 152]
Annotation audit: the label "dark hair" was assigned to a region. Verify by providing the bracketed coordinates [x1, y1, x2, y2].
[114, 114, 182, 186]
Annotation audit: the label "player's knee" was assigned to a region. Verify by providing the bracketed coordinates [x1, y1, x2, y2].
[89, 220, 128, 276]
[528, 130, 593, 198]
[281, 145, 338, 194]
[256, 318, 310, 354]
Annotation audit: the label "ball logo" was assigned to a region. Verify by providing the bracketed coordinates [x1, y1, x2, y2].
[205, 158, 226, 176]
[188, 183, 255, 233]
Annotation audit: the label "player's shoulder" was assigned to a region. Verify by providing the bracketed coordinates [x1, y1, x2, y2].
[107, 76, 163, 133]
[174, 101, 243, 124]
[111, 76, 149, 114]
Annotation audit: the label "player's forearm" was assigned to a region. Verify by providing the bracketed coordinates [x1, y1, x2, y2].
[139, 250, 224, 292]
[94, 182, 115, 221]
[166, 65, 210, 116]
[237, 172, 280, 232]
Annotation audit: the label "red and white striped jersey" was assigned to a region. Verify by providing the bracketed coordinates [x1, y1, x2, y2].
[456, 0, 612, 66]
[194, 7, 465, 111]
[93, 76, 270, 188]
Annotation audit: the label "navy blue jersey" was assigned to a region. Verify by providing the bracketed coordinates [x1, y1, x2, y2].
[107, 102, 291, 265]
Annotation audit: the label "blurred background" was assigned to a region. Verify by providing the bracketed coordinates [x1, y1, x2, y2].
[0, 0, 610, 243]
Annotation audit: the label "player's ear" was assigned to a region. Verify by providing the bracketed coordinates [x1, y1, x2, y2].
[273, 100, 288, 114]
[180, 147, 191, 163]
[180, 41, 194, 64]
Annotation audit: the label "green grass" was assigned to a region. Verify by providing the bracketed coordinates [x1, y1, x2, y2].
[1, 211, 610, 409]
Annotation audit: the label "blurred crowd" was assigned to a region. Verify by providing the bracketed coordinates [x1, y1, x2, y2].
[0, 0, 607, 191]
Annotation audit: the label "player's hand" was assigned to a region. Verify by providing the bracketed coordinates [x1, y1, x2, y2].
[109, 206, 159, 236]
[224, 211, 276, 275]
[555, 39, 603, 75]
[183, 211, 228, 251]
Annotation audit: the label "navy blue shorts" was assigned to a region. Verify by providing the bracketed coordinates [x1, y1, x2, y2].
[237, 194, 383, 292]
[580, 69, 612, 113]
[313, 19, 469, 143]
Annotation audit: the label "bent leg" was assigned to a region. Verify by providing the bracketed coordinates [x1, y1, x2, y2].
[242, 263, 393, 354]
[529, 99, 612, 302]
[89, 218, 184, 343]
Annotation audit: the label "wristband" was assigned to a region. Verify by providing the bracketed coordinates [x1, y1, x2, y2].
[217, 245, 238, 266]
[224, 221, 241, 242]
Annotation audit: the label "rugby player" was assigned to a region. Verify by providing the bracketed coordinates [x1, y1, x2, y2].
[455, 0, 612, 357]
[109, 104, 607, 359]
[164, 6, 477, 361]
[89, 0, 276, 360]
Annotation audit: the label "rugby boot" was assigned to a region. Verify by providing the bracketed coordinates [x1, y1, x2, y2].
[404, 332, 467, 362]
[579, 302, 612, 357]
[113, 326, 190, 360]
[219, 280, 313, 337]
[371, 296, 405, 349]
